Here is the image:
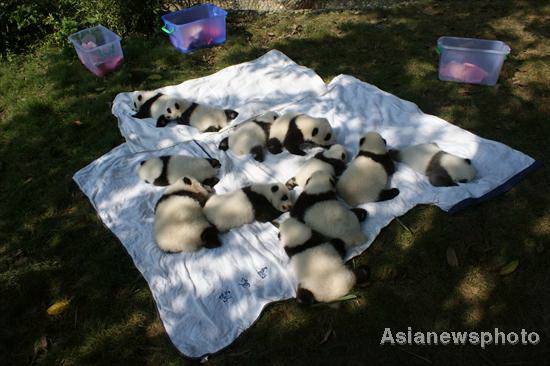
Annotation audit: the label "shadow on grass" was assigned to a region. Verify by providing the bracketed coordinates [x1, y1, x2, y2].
[0, 0, 548, 365]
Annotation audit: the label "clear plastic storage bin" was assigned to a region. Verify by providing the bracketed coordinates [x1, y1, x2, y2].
[437, 36, 510, 86]
[161, 3, 227, 54]
[68, 25, 124, 77]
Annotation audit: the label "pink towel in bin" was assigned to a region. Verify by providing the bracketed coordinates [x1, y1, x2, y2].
[440, 61, 489, 83]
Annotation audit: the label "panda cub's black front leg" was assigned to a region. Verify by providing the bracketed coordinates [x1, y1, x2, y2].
[156, 116, 169, 128]
[351, 208, 368, 222]
[296, 286, 316, 306]
[285, 142, 306, 156]
[377, 188, 400, 202]
[267, 138, 283, 154]
[202, 226, 222, 249]
[250, 146, 265, 162]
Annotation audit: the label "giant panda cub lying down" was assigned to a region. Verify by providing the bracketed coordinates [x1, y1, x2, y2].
[286, 144, 348, 189]
[138, 155, 221, 188]
[279, 218, 370, 304]
[337, 132, 400, 206]
[131, 90, 238, 132]
[218, 111, 279, 162]
[267, 113, 335, 156]
[154, 176, 221, 253]
[389, 143, 476, 187]
[204, 183, 291, 231]
[291, 170, 368, 247]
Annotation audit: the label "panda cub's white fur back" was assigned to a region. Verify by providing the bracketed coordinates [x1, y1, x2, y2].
[390, 143, 476, 187]
[138, 155, 220, 186]
[337, 132, 399, 206]
[287, 144, 347, 188]
[204, 183, 291, 231]
[291, 171, 367, 247]
[221, 111, 279, 160]
[154, 177, 216, 253]
[280, 218, 356, 303]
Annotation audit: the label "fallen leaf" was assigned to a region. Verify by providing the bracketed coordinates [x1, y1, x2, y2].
[446, 247, 459, 267]
[500, 260, 519, 275]
[148, 74, 162, 80]
[320, 328, 334, 345]
[24, 177, 33, 184]
[47, 299, 71, 316]
[335, 294, 358, 302]
[95, 87, 105, 92]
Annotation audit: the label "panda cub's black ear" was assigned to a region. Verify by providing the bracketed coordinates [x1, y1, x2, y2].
[382, 138, 387, 146]
[312, 127, 319, 136]
[175, 103, 180, 110]
[183, 177, 192, 185]
[138, 95, 143, 101]
[359, 137, 366, 146]
[166, 108, 172, 114]
[341, 153, 346, 160]
[271, 185, 279, 192]
[140, 161, 146, 166]
[465, 158, 472, 164]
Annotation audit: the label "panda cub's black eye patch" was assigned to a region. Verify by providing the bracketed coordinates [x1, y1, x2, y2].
[145, 180, 150, 184]
[324, 133, 332, 141]
[183, 177, 192, 185]
[360, 137, 365, 145]
[312, 127, 319, 136]
[140, 161, 146, 166]
[271, 185, 279, 192]
[305, 178, 311, 185]
[281, 195, 288, 201]
[175, 103, 180, 110]
[341, 153, 346, 160]
[465, 158, 471, 164]
[167, 108, 172, 114]
[138, 95, 143, 101]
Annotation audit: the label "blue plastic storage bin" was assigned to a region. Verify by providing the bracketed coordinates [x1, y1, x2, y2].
[68, 25, 123, 77]
[161, 3, 227, 54]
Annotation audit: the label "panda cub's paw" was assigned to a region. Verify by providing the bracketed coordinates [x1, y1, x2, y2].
[296, 287, 316, 306]
[266, 138, 283, 154]
[202, 227, 222, 249]
[285, 177, 298, 190]
[202, 177, 220, 189]
[207, 158, 221, 168]
[351, 208, 368, 222]
[250, 146, 265, 162]
[218, 137, 229, 151]
[353, 265, 370, 287]
[378, 188, 400, 202]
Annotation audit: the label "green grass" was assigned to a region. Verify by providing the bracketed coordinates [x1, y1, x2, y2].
[1, 1, 549, 364]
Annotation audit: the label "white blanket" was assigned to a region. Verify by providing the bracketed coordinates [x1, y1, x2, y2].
[112, 50, 327, 153]
[74, 51, 538, 358]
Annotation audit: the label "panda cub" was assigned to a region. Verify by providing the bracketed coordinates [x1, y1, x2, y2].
[290, 171, 368, 247]
[286, 144, 348, 189]
[132, 90, 159, 111]
[166, 98, 239, 132]
[267, 113, 335, 156]
[389, 143, 476, 187]
[218, 111, 279, 162]
[154, 176, 221, 253]
[279, 218, 370, 305]
[133, 93, 185, 127]
[337, 132, 399, 206]
[138, 155, 221, 188]
[204, 183, 292, 231]
[132, 91, 239, 131]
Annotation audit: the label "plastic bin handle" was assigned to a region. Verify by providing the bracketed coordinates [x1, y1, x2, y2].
[162, 24, 175, 34]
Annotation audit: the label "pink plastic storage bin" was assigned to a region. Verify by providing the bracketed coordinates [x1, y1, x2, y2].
[437, 36, 510, 86]
[161, 3, 227, 54]
[68, 25, 124, 77]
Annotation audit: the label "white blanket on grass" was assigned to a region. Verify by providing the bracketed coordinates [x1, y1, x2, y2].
[112, 50, 327, 153]
[74, 51, 538, 358]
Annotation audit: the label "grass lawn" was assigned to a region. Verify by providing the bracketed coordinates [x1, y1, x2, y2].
[1, 0, 548, 364]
